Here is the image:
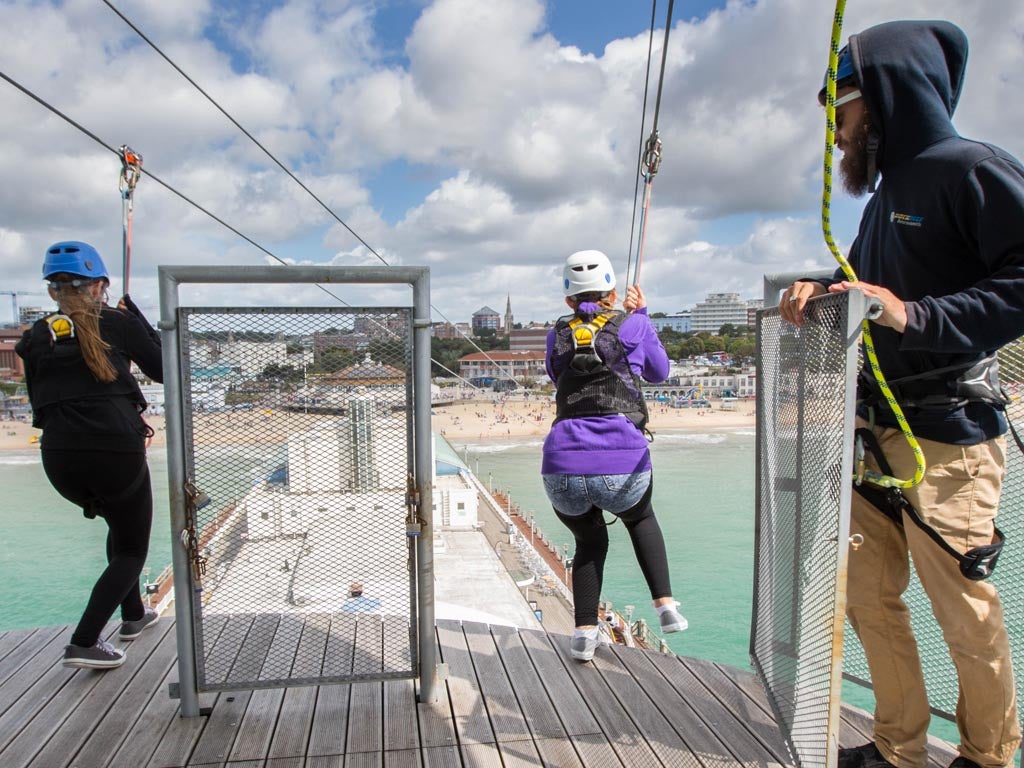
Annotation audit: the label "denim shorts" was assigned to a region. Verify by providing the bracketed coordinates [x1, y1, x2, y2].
[541, 471, 652, 517]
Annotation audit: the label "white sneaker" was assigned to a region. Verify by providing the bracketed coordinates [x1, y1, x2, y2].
[570, 629, 600, 662]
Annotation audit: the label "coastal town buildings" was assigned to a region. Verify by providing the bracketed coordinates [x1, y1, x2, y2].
[650, 312, 692, 333]
[690, 293, 752, 332]
[457, 350, 547, 384]
[0, 327, 26, 379]
[471, 306, 501, 334]
[509, 326, 549, 351]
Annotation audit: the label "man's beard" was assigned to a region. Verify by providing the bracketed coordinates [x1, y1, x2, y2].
[839, 117, 874, 197]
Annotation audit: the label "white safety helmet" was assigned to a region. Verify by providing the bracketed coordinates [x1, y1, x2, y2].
[562, 250, 616, 297]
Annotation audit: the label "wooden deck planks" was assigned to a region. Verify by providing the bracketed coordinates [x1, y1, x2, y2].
[0, 626, 81, 751]
[436, 620, 495, 746]
[548, 636, 663, 767]
[0, 626, 129, 767]
[461, 621, 533, 745]
[66, 620, 179, 768]
[0, 622, 961, 768]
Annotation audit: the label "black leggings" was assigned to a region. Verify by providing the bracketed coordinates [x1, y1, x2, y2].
[554, 481, 672, 627]
[42, 449, 152, 647]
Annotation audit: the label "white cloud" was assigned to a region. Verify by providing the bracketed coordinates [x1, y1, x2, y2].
[0, 0, 1021, 331]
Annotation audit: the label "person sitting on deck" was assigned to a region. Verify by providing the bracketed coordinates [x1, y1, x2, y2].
[541, 249, 687, 663]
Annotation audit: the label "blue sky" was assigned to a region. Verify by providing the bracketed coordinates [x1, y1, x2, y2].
[1, 0, 1022, 324]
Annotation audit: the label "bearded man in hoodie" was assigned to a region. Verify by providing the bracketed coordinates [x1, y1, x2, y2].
[780, 20, 1024, 768]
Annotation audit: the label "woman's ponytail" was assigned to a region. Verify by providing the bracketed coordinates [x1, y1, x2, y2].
[52, 281, 117, 383]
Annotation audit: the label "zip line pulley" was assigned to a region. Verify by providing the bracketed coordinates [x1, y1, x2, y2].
[118, 144, 143, 295]
[629, 0, 674, 288]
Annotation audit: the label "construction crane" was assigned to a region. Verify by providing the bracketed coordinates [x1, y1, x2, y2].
[1, 291, 46, 325]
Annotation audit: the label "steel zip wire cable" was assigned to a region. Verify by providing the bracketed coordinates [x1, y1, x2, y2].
[100, 0, 520, 390]
[625, 0, 659, 286]
[821, 0, 925, 489]
[0, 67, 474, 387]
[631, 0, 674, 288]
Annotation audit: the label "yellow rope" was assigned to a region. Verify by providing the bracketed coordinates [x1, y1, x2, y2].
[821, 0, 926, 489]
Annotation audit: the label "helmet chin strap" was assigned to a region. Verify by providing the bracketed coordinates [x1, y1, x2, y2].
[866, 128, 881, 193]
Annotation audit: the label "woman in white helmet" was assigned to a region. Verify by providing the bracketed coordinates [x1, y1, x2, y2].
[542, 249, 686, 662]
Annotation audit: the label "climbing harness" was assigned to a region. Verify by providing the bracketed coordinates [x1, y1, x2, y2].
[553, 310, 650, 434]
[853, 428, 1004, 580]
[627, 0, 674, 288]
[820, 0, 925, 491]
[45, 313, 76, 343]
[567, 312, 614, 372]
[118, 144, 143, 295]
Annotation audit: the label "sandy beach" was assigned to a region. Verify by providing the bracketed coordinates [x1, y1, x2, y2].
[0, 395, 755, 451]
[430, 394, 755, 439]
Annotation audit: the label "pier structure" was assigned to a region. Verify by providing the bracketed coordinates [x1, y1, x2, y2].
[0, 618, 960, 767]
[0, 275, 997, 766]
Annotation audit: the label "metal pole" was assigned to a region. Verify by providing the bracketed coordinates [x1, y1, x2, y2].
[158, 267, 201, 718]
[412, 270, 438, 704]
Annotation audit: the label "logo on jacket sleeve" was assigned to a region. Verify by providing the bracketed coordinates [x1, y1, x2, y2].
[890, 211, 924, 227]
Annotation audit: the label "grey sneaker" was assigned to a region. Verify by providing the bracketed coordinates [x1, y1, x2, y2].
[63, 639, 126, 669]
[570, 631, 600, 662]
[120, 608, 159, 640]
[659, 604, 689, 633]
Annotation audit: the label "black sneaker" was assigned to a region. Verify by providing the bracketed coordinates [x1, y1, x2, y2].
[119, 608, 159, 640]
[658, 604, 689, 633]
[63, 639, 126, 669]
[948, 758, 981, 768]
[839, 743, 897, 768]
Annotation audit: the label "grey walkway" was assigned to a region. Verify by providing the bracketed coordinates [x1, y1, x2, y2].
[0, 618, 957, 768]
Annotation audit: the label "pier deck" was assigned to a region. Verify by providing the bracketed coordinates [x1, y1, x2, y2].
[0, 618, 957, 768]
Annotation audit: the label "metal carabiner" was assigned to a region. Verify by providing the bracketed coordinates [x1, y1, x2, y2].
[642, 131, 663, 177]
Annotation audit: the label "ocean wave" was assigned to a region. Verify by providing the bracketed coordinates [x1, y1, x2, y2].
[0, 452, 42, 466]
[454, 440, 545, 453]
[653, 432, 729, 445]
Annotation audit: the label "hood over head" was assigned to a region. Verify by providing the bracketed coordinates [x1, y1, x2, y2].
[848, 20, 968, 173]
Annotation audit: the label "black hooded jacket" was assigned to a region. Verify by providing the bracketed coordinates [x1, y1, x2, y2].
[821, 20, 1024, 444]
[16, 306, 163, 453]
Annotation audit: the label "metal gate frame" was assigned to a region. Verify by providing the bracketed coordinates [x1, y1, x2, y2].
[752, 284, 876, 768]
[158, 265, 436, 717]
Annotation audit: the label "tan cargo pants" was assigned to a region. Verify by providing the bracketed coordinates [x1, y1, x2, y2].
[847, 423, 1020, 768]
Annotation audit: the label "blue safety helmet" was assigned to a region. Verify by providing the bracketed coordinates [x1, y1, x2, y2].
[42, 241, 109, 281]
[818, 44, 857, 104]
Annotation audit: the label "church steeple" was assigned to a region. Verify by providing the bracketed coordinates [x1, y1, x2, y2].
[504, 294, 513, 336]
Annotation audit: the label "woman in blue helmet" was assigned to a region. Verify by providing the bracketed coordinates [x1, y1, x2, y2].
[543, 250, 687, 662]
[16, 241, 163, 669]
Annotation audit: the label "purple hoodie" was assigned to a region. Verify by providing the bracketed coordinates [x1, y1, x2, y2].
[541, 307, 669, 475]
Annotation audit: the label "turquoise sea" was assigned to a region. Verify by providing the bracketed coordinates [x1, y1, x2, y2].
[4, 428, 973, 746]
[453, 429, 758, 670]
[0, 429, 756, 663]
[1, 450, 173, 630]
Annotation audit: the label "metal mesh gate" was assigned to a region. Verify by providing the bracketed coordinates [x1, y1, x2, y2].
[177, 306, 417, 691]
[761, 271, 1024, 755]
[841, 340, 1024, 734]
[752, 291, 865, 768]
